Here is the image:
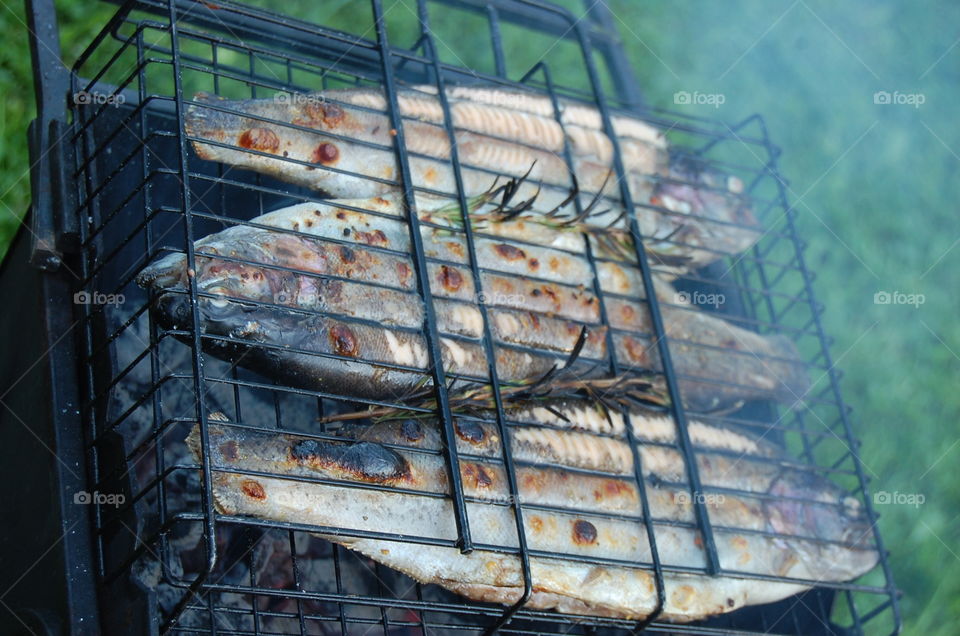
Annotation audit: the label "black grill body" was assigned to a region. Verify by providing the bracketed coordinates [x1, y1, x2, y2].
[1, 0, 900, 634]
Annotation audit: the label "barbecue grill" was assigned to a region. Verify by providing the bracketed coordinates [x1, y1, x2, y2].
[1, 0, 901, 633]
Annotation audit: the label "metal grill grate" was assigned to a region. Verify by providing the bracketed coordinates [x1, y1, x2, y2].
[21, 0, 901, 633]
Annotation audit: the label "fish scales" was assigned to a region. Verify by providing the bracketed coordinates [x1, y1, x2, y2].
[185, 86, 759, 273]
[504, 401, 775, 458]
[355, 85, 669, 156]
[385, 88, 671, 185]
[440, 85, 668, 147]
[191, 421, 866, 570]
[345, 407, 841, 508]
[138, 197, 808, 410]
[189, 91, 609, 201]
[186, 402, 877, 621]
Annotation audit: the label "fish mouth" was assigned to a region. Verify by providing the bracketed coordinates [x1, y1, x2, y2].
[136, 252, 188, 291]
[137, 253, 244, 332]
[151, 291, 195, 332]
[151, 290, 270, 338]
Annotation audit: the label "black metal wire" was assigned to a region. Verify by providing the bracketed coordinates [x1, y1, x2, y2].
[560, 0, 723, 578]
[515, 57, 667, 631]
[411, 4, 535, 632]
[33, 0, 904, 634]
[756, 114, 902, 631]
[371, 0, 476, 553]
[158, 1, 219, 631]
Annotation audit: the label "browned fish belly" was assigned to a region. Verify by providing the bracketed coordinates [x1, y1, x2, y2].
[186, 401, 878, 621]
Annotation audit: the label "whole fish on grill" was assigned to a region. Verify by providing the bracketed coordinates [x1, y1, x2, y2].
[185, 402, 878, 621]
[184, 85, 759, 272]
[137, 196, 809, 411]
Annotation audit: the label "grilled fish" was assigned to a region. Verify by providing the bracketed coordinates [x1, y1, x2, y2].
[137, 196, 809, 410]
[186, 402, 878, 621]
[184, 86, 759, 271]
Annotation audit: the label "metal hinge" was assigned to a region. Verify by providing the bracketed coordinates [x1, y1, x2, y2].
[28, 116, 79, 272]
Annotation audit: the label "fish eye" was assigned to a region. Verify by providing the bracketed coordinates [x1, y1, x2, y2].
[206, 286, 232, 308]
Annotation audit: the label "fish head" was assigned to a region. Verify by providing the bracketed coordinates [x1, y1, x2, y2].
[653, 155, 759, 234]
[186, 92, 393, 197]
[136, 227, 308, 341]
[137, 228, 399, 398]
[767, 473, 879, 579]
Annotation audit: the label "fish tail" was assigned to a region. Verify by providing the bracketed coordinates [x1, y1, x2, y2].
[766, 335, 812, 405]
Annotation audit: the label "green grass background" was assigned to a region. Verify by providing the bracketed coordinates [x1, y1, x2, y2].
[1, 0, 956, 633]
[607, 4, 960, 632]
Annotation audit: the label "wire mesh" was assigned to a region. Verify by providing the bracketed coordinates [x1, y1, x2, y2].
[48, 0, 902, 633]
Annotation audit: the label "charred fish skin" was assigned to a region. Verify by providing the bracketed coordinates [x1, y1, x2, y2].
[341, 404, 875, 560]
[184, 87, 759, 271]
[185, 404, 877, 621]
[137, 197, 808, 410]
[137, 222, 608, 400]
[149, 285, 584, 402]
[185, 91, 596, 200]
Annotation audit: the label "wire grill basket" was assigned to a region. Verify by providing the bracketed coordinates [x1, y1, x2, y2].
[19, 0, 900, 633]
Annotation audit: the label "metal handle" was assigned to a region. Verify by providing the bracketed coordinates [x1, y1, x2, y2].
[25, 0, 75, 271]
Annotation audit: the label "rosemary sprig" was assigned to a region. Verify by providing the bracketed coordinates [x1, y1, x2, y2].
[318, 327, 670, 426]
[426, 168, 692, 265]
[319, 371, 669, 426]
